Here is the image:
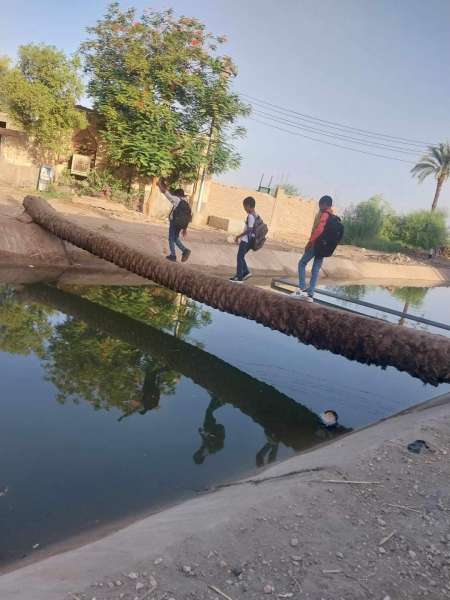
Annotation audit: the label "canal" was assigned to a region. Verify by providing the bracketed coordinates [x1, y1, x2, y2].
[0, 282, 448, 565]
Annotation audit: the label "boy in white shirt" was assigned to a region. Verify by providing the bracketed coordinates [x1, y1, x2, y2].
[230, 196, 256, 282]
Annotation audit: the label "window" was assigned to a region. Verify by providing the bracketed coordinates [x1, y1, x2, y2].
[0, 121, 6, 128]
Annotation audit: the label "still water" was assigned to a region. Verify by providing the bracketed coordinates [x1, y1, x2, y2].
[0, 283, 448, 565]
[321, 284, 450, 335]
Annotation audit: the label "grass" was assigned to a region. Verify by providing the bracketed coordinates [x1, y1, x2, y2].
[349, 237, 407, 253]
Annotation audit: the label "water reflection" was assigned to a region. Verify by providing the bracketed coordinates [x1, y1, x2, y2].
[9, 284, 348, 458]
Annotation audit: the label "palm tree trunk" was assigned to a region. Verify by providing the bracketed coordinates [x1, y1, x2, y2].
[431, 176, 443, 211]
[23, 195, 450, 385]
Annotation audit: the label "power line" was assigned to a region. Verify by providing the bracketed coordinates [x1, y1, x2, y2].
[242, 93, 433, 148]
[252, 108, 420, 155]
[249, 116, 415, 164]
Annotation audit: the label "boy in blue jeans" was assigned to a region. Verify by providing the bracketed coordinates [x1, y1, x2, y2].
[294, 195, 333, 302]
[230, 196, 256, 282]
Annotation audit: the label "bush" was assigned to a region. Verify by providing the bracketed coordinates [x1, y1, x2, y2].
[342, 196, 393, 244]
[76, 169, 127, 197]
[397, 210, 448, 250]
[342, 196, 448, 252]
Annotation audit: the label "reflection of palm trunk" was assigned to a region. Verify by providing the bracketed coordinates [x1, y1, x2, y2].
[398, 301, 410, 326]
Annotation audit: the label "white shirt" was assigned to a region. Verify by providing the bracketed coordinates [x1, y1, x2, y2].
[163, 190, 181, 220]
[241, 213, 256, 243]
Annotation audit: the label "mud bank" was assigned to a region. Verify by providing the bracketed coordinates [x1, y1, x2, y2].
[0, 393, 449, 600]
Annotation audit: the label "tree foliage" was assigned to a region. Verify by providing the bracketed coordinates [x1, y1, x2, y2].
[411, 143, 450, 211]
[342, 195, 393, 243]
[0, 44, 86, 162]
[397, 210, 448, 250]
[342, 195, 448, 251]
[80, 3, 249, 182]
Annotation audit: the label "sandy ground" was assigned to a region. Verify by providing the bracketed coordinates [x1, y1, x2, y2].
[0, 394, 448, 600]
[1, 182, 449, 286]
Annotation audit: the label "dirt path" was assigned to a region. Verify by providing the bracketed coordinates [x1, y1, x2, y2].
[1, 183, 449, 285]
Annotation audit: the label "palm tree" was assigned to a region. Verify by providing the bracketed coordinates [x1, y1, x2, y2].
[411, 143, 450, 211]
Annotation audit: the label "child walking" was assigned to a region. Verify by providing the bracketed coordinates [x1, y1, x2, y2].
[230, 196, 257, 282]
[158, 180, 192, 263]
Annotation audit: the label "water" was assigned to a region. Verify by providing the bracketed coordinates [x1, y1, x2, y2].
[320, 284, 450, 335]
[0, 283, 448, 566]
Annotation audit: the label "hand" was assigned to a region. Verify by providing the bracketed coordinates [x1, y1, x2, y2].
[305, 241, 312, 251]
[235, 235, 241, 244]
[181, 229, 187, 238]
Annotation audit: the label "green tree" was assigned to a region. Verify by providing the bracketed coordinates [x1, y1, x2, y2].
[411, 143, 450, 211]
[0, 44, 86, 163]
[80, 3, 249, 185]
[342, 195, 393, 243]
[399, 210, 448, 250]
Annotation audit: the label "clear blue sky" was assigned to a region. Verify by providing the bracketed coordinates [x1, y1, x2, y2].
[1, 0, 449, 212]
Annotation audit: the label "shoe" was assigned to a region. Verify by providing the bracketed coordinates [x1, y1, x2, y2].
[306, 295, 314, 303]
[166, 255, 176, 262]
[229, 276, 243, 283]
[292, 289, 308, 299]
[181, 249, 191, 263]
[242, 272, 252, 281]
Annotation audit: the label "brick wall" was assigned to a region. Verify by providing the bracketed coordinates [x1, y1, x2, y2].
[204, 182, 317, 246]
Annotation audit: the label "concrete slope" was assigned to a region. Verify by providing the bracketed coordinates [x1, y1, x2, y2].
[0, 394, 449, 600]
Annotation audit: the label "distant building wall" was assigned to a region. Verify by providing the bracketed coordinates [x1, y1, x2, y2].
[203, 182, 317, 246]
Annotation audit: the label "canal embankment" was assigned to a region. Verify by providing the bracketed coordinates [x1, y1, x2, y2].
[0, 185, 449, 286]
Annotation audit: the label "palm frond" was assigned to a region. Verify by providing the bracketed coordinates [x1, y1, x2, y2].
[411, 142, 450, 182]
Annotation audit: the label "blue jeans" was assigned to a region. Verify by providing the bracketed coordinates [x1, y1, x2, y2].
[298, 246, 323, 296]
[237, 241, 250, 280]
[168, 220, 188, 257]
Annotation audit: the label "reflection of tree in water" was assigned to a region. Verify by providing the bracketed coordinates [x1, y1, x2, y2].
[1, 283, 351, 467]
[43, 318, 179, 410]
[67, 285, 211, 339]
[0, 286, 54, 358]
[0, 285, 211, 415]
[388, 287, 428, 326]
[331, 285, 369, 301]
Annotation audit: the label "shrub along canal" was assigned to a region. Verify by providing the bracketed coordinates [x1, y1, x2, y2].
[0, 283, 449, 566]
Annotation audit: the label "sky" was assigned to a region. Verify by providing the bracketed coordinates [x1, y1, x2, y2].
[1, 0, 449, 213]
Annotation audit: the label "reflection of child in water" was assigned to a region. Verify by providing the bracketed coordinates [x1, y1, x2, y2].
[256, 431, 279, 467]
[193, 397, 225, 465]
[315, 409, 340, 440]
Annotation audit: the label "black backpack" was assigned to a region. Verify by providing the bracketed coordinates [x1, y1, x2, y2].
[173, 199, 192, 231]
[251, 215, 268, 251]
[314, 214, 344, 258]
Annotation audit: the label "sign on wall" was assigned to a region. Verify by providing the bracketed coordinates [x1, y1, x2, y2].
[71, 154, 91, 177]
[37, 165, 54, 191]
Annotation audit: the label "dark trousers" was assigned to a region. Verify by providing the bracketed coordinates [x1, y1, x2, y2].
[168, 220, 188, 256]
[237, 241, 251, 280]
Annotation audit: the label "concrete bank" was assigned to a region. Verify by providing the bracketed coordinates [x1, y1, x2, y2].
[1, 394, 449, 600]
[0, 191, 449, 285]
